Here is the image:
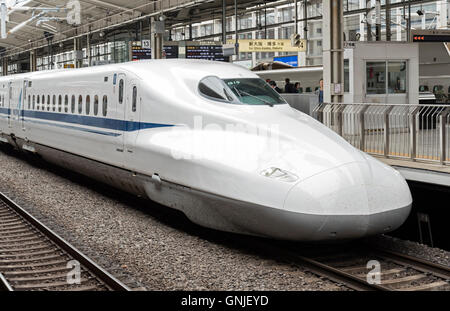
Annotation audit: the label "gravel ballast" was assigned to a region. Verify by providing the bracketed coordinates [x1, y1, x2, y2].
[0, 147, 342, 290]
[0, 146, 449, 290]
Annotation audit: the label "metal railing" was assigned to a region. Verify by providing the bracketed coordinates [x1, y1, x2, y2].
[312, 103, 450, 166]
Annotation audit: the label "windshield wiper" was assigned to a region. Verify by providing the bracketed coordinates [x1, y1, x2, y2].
[233, 87, 274, 107]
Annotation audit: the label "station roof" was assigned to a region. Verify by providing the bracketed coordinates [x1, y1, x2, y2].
[0, 0, 280, 57]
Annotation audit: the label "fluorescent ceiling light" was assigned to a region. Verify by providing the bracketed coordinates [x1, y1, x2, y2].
[41, 22, 57, 32]
[8, 0, 32, 15]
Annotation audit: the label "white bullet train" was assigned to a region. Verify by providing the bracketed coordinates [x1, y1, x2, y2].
[0, 59, 412, 241]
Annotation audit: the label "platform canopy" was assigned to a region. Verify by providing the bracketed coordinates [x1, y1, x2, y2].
[0, 0, 280, 57]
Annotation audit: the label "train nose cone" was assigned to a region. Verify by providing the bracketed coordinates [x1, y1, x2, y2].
[283, 160, 412, 240]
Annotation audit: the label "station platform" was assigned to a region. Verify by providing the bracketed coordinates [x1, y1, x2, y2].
[377, 157, 450, 187]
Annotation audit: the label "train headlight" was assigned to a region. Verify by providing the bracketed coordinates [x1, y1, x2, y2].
[260, 167, 298, 183]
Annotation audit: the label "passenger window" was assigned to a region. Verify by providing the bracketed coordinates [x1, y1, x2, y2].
[37, 95, 40, 110]
[118, 79, 124, 104]
[102, 95, 107, 117]
[52, 95, 56, 111]
[32, 95, 35, 110]
[64, 95, 68, 113]
[47, 95, 50, 111]
[58, 95, 62, 112]
[93, 95, 99, 116]
[78, 95, 83, 114]
[28, 95, 30, 109]
[132, 86, 137, 112]
[41, 95, 45, 110]
[71, 95, 75, 113]
[86, 95, 90, 115]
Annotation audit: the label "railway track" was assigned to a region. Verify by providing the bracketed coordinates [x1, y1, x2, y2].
[245, 239, 450, 291]
[286, 243, 450, 291]
[0, 191, 130, 291]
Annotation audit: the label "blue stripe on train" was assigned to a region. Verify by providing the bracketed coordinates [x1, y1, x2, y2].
[26, 119, 122, 136]
[0, 107, 174, 133]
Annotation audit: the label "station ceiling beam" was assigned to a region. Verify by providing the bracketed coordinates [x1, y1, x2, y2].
[0, 0, 442, 58]
[78, 0, 141, 14]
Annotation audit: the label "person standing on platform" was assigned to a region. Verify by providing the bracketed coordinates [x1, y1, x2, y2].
[269, 81, 282, 93]
[284, 78, 295, 93]
[317, 79, 324, 103]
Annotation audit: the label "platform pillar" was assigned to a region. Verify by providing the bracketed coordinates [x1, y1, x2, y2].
[323, 0, 344, 104]
[29, 50, 37, 72]
[151, 17, 164, 59]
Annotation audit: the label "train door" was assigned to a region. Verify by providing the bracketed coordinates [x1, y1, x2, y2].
[8, 80, 23, 134]
[124, 79, 140, 154]
[115, 73, 126, 153]
[21, 79, 28, 131]
[7, 81, 12, 128]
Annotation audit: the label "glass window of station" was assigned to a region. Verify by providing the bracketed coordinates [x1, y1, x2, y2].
[366, 61, 407, 95]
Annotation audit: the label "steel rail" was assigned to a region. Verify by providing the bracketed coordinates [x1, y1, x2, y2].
[0, 191, 130, 291]
[245, 238, 449, 291]
[285, 251, 391, 291]
[371, 246, 450, 281]
[0, 272, 13, 291]
[289, 246, 450, 291]
[244, 239, 389, 291]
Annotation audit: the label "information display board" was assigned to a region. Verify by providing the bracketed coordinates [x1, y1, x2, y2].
[186, 45, 229, 62]
[163, 46, 179, 59]
[131, 42, 179, 60]
[413, 35, 450, 42]
[131, 41, 151, 61]
[411, 30, 450, 43]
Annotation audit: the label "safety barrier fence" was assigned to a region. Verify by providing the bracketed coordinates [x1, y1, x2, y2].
[312, 103, 450, 166]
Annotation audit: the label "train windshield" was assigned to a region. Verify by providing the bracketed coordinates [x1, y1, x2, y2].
[223, 78, 286, 106]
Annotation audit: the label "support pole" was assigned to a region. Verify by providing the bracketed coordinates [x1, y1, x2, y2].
[29, 50, 36, 72]
[74, 37, 82, 68]
[234, 0, 238, 56]
[222, 0, 226, 44]
[189, 23, 192, 40]
[151, 17, 164, 59]
[323, 0, 344, 104]
[2, 58, 7, 76]
[407, 0, 411, 42]
[386, 0, 391, 41]
[86, 34, 91, 67]
[294, 0, 298, 34]
[303, 0, 308, 56]
[366, 0, 372, 41]
[375, 0, 381, 41]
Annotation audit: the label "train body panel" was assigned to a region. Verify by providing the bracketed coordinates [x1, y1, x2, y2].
[0, 59, 412, 241]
